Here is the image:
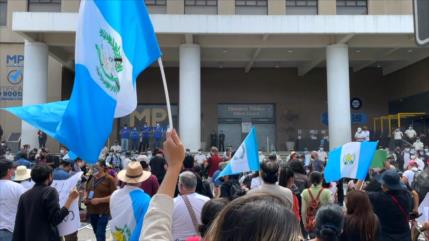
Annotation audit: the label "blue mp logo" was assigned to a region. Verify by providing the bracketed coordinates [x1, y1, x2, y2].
[6, 55, 24, 67]
[7, 69, 23, 85]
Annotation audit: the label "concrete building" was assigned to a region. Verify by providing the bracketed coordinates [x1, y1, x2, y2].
[0, 0, 428, 153]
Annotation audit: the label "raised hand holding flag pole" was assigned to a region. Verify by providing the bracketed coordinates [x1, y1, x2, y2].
[3, 0, 162, 163]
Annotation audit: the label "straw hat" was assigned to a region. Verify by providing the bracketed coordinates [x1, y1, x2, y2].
[14, 165, 31, 181]
[117, 161, 151, 184]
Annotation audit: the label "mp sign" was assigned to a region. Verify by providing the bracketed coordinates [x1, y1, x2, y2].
[414, 0, 429, 46]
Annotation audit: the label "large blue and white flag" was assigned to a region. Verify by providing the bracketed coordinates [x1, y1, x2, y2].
[324, 142, 378, 182]
[4, 0, 161, 163]
[216, 128, 260, 179]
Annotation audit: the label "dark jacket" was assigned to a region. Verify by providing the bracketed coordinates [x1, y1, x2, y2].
[368, 190, 412, 241]
[12, 184, 69, 241]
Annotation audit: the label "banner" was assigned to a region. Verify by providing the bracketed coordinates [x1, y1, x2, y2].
[51, 172, 83, 236]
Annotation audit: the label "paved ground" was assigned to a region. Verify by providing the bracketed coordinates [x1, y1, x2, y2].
[77, 222, 112, 241]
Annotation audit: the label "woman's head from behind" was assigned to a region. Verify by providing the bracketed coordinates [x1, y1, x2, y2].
[344, 191, 378, 241]
[199, 198, 229, 237]
[315, 204, 344, 241]
[205, 193, 301, 241]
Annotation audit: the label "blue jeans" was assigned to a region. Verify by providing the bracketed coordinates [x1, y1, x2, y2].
[121, 138, 129, 152]
[0, 229, 13, 241]
[89, 214, 109, 241]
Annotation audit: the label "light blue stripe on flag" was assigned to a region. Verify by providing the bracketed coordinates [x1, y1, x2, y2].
[324, 141, 378, 182]
[129, 190, 151, 241]
[356, 141, 379, 179]
[324, 146, 342, 182]
[216, 127, 260, 179]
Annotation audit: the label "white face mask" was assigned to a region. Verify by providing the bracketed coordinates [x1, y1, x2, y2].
[411, 155, 416, 159]
[60, 149, 65, 154]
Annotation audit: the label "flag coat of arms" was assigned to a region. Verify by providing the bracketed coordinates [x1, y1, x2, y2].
[216, 128, 260, 179]
[4, 0, 161, 163]
[324, 142, 378, 182]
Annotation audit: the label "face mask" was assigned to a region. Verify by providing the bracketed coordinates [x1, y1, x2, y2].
[411, 155, 416, 159]
[60, 149, 65, 154]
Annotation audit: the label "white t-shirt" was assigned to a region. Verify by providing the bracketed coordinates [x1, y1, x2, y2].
[394, 131, 403, 140]
[318, 151, 327, 162]
[363, 130, 370, 141]
[403, 168, 419, 186]
[194, 154, 206, 166]
[0, 180, 26, 232]
[413, 141, 424, 151]
[405, 129, 417, 139]
[416, 158, 425, 171]
[172, 193, 210, 241]
[354, 131, 366, 141]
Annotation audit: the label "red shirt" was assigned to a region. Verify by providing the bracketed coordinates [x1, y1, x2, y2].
[207, 155, 222, 177]
[140, 175, 159, 197]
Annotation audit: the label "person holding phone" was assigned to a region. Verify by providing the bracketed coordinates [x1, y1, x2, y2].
[84, 160, 116, 241]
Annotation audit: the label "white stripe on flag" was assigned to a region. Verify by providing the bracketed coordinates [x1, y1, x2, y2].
[339, 142, 361, 179]
[230, 142, 250, 173]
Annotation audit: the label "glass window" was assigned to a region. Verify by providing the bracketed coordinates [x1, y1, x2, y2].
[286, 0, 318, 15]
[28, 0, 61, 12]
[0, 0, 6, 26]
[185, 0, 217, 14]
[145, 0, 167, 14]
[236, 0, 267, 15]
[336, 0, 367, 15]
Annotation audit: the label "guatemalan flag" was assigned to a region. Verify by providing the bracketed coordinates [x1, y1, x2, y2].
[324, 142, 378, 182]
[4, 0, 161, 163]
[216, 128, 260, 179]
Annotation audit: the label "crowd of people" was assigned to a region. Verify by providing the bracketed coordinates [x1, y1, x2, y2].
[1, 127, 429, 241]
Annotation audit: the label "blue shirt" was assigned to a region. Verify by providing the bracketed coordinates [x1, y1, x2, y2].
[120, 128, 130, 139]
[53, 168, 71, 180]
[142, 126, 151, 138]
[130, 129, 140, 140]
[153, 126, 163, 139]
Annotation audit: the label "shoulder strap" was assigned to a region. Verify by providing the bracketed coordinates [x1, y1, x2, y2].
[315, 188, 324, 200]
[181, 195, 199, 234]
[389, 194, 409, 224]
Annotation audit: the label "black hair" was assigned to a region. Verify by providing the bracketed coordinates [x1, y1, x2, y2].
[288, 160, 306, 175]
[310, 171, 323, 185]
[60, 160, 72, 167]
[98, 160, 107, 168]
[199, 198, 229, 237]
[31, 164, 53, 184]
[315, 205, 344, 241]
[140, 161, 149, 169]
[279, 166, 294, 188]
[183, 155, 195, 169]
[260, 160, 279, 184]
[268, 154, 277, 161]
[0, 159, 13, 179]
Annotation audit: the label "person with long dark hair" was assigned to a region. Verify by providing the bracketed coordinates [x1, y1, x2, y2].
[311, 204, 344, 241]
[340, 190, 380, 241]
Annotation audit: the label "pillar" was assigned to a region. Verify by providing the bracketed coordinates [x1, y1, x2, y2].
[179, 44, 201, 151]
[326, 44, 352, 149]
[21, 41, 48, 148]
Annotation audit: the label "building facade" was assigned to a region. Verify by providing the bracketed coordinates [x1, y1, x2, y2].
[1, 0, 428, 152]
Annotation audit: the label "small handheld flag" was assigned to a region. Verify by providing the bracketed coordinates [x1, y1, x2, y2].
[324, 141, 378, 182]
[216, 128, 260, 180]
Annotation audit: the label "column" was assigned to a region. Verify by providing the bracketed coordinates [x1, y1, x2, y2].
[326, 44, 351, 149]
[21, 41, 48, 148]
[179, 44, 201, 151]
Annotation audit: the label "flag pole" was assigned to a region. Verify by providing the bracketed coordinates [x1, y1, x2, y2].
[158, 57, 173, 131]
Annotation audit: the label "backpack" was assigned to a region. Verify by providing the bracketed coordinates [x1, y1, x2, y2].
[305, 188, 324, 232]
[413, 170, 429, 204]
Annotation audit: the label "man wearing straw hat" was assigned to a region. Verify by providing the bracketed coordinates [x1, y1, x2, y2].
[110, 161, 152, 241]
[0, 160, 26, 241]
[13, 165, 32, 190]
